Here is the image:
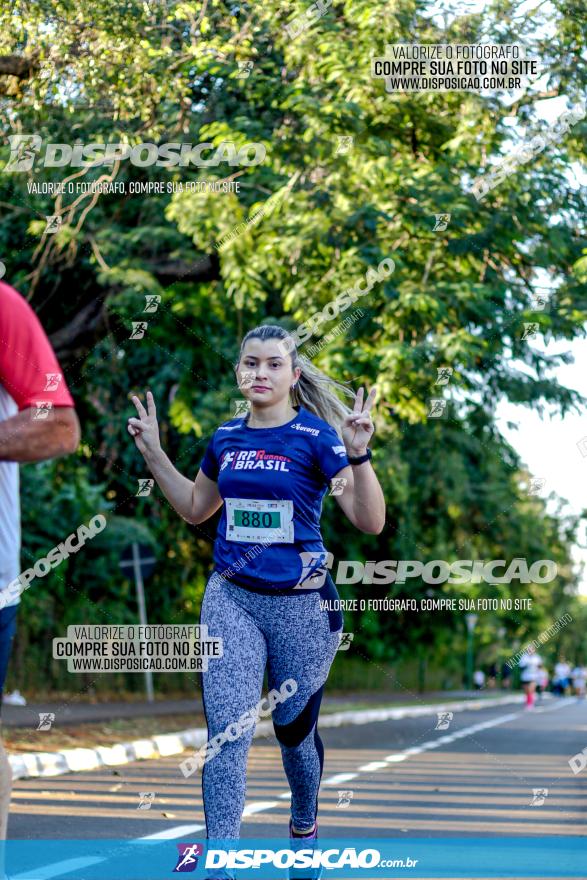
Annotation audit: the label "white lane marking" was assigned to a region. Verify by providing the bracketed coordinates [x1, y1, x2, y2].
[121, 706, 530, 859]
[383, 711, 520, 767]
[0, 697, 542, 880]
[12, 823, 210, 879]
[357, 761, 389, 771]
[126, 701, 567, 852]
[534, 697, 577, 714]
[9, 695, 527, 782]
[322, 772, 358, 785]
[135, 823, 206, 840]
[12, 857, 105, 880]
[316, 694, 526, 731]
[19, 700, 568, 880]
[242, 801, 279, 816]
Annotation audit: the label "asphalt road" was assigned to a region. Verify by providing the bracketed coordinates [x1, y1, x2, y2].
[8, 696, 586, 842]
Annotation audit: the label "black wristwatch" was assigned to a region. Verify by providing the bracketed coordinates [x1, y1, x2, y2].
[347, 448, 372, 465]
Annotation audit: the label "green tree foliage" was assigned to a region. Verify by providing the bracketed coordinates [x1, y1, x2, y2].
[1, 0, 586, 692]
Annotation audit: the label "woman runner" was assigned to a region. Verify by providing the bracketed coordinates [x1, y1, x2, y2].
[518, 646, 542, 710]
[128, 324, 385, 860]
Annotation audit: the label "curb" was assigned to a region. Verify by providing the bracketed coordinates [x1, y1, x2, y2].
[8, 694, 526, 781]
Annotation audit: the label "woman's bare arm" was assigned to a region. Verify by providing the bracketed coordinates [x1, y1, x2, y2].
[142, 448, 222, 524]
[128, 390, 223, 524]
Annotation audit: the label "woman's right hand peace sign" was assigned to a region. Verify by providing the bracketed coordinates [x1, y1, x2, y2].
[127, 390, 161, 458]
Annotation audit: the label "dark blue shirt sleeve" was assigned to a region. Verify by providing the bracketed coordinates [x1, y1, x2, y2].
[316, 425, 350, 482]
[199, 434, 219, 481]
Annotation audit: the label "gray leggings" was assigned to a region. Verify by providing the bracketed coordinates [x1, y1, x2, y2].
[199, 572, 343, 839]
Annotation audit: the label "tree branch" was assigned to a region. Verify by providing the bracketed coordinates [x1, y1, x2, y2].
[0, 54, 40, 78]
[48, 296, 111, 368]
[144, 254, 220, 284]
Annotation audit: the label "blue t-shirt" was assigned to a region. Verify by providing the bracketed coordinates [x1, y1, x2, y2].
[199, 405, 349, 590]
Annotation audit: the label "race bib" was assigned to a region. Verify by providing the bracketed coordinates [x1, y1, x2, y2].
[225, 498, 294, 544]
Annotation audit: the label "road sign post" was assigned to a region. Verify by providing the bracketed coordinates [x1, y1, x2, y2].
[119, 542, 157, 702]
[465, 613, 478, 691]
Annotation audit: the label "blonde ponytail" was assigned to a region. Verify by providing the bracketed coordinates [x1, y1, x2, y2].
[237, 324, 355, 436]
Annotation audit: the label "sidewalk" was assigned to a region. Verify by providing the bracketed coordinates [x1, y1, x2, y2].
[1, 689, 505, 728]
[3, 690, 526, 782]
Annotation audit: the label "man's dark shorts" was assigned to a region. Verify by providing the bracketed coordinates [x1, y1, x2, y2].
[0, 605, 18, 716]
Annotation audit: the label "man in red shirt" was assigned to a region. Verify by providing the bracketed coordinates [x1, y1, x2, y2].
[0, 280, 80, 840]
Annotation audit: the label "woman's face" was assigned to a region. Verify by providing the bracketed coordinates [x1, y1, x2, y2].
[236, 338, 301, 406]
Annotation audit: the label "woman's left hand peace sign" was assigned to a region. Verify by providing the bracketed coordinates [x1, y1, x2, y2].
[342, 387, 376, 456]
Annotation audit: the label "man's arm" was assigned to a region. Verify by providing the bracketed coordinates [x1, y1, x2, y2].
[0, 407, 80, 462]
[0, 281, 79, 461]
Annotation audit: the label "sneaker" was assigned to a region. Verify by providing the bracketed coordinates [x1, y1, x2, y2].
[289, 819, 318, 840]
[289, 819, 321, 880]
[2, 690, 26, 706]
